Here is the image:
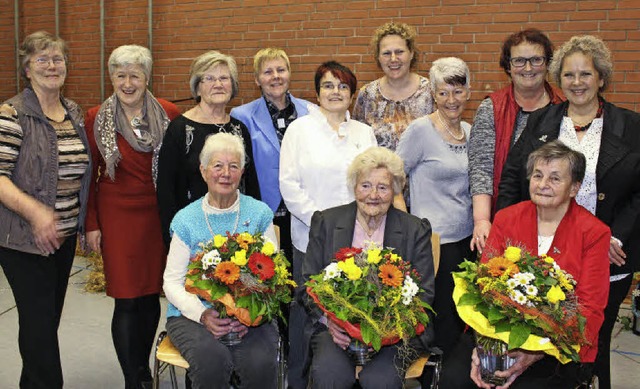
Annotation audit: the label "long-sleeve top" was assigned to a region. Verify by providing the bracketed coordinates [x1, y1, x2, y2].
[397, 116, 473, 244]
[279, 106, 377, 252]
[483, 200, 611, 362]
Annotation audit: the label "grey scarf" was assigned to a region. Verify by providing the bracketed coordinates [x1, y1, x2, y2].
[94, 91, 169, 185]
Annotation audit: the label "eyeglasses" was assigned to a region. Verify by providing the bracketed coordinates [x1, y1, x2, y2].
[201, 75, 231, 84]
[509, 56, 546, 68]
[320, 82, 350, 92]
[32, 56, 65, 68]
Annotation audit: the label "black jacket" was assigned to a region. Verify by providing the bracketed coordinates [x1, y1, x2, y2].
[497, 99, 640, 274]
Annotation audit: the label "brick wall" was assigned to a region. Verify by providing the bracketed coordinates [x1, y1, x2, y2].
[2, 0, 639, 120]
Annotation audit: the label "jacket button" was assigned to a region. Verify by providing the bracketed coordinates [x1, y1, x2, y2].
[597, 193, 605, 201]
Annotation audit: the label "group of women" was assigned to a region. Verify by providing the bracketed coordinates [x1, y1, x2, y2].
[0, 20, 638, 389]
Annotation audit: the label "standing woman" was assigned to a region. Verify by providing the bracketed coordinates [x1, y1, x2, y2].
[353, 21, 434, 151]
[84, 45, 180, 388]
[468, 29, 564, 253]
[397, 57, 473, 357]
[0, 31, 91, 389]
[231, 47, 313, 261]
[157, 51, 259, 246]
[497, 35, 640, 389]
[279, 61, 377, 388]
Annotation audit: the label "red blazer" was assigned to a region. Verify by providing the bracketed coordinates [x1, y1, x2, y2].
[482, 200, 610, 362]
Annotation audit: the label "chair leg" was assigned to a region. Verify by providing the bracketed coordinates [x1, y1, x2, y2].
[153, 331, 167, 389]
[277, 336, 287, 389]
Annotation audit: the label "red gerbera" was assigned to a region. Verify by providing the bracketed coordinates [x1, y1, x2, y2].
[248, 253, 276, 281]
[335, 247, 363, 261]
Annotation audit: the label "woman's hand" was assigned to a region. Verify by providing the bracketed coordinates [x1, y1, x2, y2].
[200, 308, 234, 338]
[86, 230, 102, 254]
[470, 348, 494, 388]
[327, 319, 351, 349]
[609, 238, 626, 266]
[30, 203, 60, 255]
[470, 219, 491, 253]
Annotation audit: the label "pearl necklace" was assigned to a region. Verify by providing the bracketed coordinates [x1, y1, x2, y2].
[436, 109, 465, 141]
[204, 199, 240, 239]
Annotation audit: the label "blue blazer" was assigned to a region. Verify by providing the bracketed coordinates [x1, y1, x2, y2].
[231, 95, 313, 212]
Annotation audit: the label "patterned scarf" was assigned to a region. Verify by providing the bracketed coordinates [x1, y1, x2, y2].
[94, 91, 169, 185]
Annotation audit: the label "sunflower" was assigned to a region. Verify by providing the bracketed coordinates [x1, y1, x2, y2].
[248, 253, 276, 281]
[214, 261, 240, 285]
[378, 263, 404, 287]
[487, 256, 519, 277]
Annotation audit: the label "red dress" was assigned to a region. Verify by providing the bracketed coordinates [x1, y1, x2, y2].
[85, 99, 181, 298]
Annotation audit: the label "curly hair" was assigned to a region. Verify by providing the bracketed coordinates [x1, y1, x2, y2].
[347, 147, 406, 196]
[371, 22, 418, 69]
[549, 35, 613, 93]
[499, 28, 554, 76]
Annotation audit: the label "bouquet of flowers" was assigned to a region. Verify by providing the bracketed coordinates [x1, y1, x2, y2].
[453, 246, 587, 364]
[185, 232, 295, 327]
[306, 244, 432, 352]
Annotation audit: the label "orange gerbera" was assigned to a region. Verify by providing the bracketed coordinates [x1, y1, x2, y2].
[487, 256, 519, 277]
[214, 261, 240, 285]
[378, 263, 404, 287]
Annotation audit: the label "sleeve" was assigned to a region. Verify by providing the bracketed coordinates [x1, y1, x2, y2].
[409, 217, 436, 349]
[397, 119, 426, 175]
[237, 120, 261, 201]
[0, 104, 22, 178]
[264, 223, 279, 250]
[159, 99, 182, 121]
[279, 121, 320, 228]
[84, 106, 102, 233]
[576, 223, 611, 361]
[351, 85, 367, 123]
[163, 233, 208, 323]
[300, 210, 330, 321]
[495, 123, 532, 212]
[157, 118, 184, 247]
[481, 209, 508, 262]
[468, 98, 497, 196]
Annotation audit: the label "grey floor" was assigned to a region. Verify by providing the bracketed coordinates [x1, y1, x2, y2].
[1, 255, 639, 388]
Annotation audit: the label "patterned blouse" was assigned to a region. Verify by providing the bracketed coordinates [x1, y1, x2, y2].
[352, 76, 434, 151]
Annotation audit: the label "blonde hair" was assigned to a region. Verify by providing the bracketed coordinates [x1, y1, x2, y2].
[253, 48, 290, 78]
[549, 35, 613, 93]
[371, 22, 418, 69]
[347, 147, 406, 195]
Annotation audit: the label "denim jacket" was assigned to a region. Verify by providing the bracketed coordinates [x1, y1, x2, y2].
[0, 88, 91, 255]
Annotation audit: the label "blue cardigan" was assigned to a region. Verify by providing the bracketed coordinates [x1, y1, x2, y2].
[231, 95, 312, 212]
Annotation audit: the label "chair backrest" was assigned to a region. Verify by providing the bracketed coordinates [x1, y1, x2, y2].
[431, 232, 440, 275]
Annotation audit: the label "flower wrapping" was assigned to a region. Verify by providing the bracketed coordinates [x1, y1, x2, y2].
[453, 247, 587, 363]
[184, 232, 296, 327]
[306, 244, 432, 351]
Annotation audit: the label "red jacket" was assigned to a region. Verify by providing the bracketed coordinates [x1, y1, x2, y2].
[482, 200, 610, 362]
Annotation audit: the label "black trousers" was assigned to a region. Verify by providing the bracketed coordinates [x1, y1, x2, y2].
[0, 236, 76, 389]
[593, 276, 634, 389]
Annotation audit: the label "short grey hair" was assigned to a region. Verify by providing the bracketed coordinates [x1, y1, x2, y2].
[108, 45, 153, 81]
[199, 132, 246, 169]
[189, 51, 239, 102]
[526, 140, 586, 184]
[347, 147, 406, 195]
[549, 35, 613, 93]
[429, 57, 470, 93]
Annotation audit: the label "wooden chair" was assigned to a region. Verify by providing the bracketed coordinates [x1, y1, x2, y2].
[355, 233, 442, 388]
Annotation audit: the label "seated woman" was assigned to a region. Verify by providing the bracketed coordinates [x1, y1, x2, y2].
[162, 132, 279, 389]
[470, 141, 610, 388]
[302, 147, 435, 389]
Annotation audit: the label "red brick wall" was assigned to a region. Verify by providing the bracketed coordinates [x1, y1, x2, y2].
[2, 0, 639, 120]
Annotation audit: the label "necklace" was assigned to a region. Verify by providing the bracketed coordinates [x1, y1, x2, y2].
[204, 200, 241, 239]
[436, 110, 465, 141]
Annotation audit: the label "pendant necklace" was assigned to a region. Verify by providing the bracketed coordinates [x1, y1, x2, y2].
[436, 110, 465, 141]
[204, 200, 241, 239]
